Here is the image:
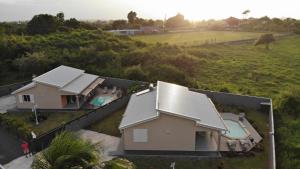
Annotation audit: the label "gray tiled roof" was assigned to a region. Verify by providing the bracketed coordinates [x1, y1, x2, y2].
[13, 65, 104, 95]
[157, 81, 227, 130]
[60, 73, 99, 94]
[119, 88, 158, 129]
[33, 65, 84, 87]
[119, 81, 227, 131]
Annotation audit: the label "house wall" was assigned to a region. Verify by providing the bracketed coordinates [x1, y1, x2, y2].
[123, 113, 216, 151]
[15, 83, 73, 109]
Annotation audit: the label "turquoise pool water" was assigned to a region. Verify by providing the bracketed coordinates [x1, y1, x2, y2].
[223, 120, 248, 139]
[90, 96, 113, 107]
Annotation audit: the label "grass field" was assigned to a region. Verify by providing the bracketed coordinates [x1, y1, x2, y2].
[133, 31, 266, 45]
[190, 35, 300, 97]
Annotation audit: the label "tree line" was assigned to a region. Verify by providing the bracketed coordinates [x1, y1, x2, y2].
[1, 11, 300, 35]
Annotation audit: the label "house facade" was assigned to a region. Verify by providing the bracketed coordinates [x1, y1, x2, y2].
[12, 65, 104, 109]
[119, 81, 228, 152]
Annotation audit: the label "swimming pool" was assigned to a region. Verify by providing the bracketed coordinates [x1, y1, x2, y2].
[90, 96, 113, 107]
[223, 120, 249, 139]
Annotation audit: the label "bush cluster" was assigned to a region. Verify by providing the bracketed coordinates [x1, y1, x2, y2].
[0, 115, 32, 140]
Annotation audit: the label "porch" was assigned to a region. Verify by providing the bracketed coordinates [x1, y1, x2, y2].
[195, 131, 219, 151]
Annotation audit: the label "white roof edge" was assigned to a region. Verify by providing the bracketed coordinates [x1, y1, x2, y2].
[196, 122, 227, 131]
[155, 81, 160, 110]
[159, 109, 200, 122]
[11, 82, 36, 94]
[208, 98, 228, 131]
[32, 80, 61, 88]
[119, 112, 159, 129]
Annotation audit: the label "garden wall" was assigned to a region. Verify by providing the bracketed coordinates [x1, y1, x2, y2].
[190, 88, 270, 110]
[32, 95, 130, 151]
[191, 88, 276, 169]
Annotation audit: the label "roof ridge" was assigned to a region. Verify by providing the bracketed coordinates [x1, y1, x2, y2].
[60, 72, 85, 89]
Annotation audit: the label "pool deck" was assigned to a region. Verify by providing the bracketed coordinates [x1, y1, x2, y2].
[219, 113, 263, 152]
[83, 87, 122, 109]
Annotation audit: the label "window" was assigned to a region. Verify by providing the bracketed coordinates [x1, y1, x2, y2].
[133, 129, 148, 142]
[23, 95, 31, 102]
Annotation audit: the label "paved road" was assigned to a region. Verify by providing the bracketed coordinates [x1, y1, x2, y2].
[0, 128, 23, 165]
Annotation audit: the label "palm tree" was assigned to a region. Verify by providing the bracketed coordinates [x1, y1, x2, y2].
[31, 132, 101, 169]
[242, 10, 250, 19]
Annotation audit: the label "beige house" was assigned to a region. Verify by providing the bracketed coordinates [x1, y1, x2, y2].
[119, 81, 228, 152]
[12, 65, 104, 109]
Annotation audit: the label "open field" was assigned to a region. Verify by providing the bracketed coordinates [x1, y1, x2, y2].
[190, 35, 300, 97]
[133, 31, 267, 45]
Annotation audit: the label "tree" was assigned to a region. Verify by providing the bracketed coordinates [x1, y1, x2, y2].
[225, 17, 240, 27]
[112, 20, 127, 29]
[166, 13, 188, 28]
[56, 12, 65, 23]
[65, 18, 80, 29]
[31, 132, 101, 169]
[124, 65, 148, 81]
[27, 14, 59, 35]
[14, 52, 51, 76]
[254, 34, 275, 49]
[242, 10, 250, 19]
[127, 11, 137, 24]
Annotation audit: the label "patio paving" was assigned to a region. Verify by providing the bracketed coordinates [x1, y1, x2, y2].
[77, 129, 122, 161]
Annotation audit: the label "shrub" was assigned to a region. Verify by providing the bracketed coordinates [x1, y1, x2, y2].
[0, 115, 31, 140]
[124, 65, 148, 81]
[104, 158, 136, 169]
[276, 87, 300, 117]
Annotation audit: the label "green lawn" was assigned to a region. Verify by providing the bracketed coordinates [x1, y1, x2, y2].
[133, 31, 266, 45]
[86, 108, 125, 137]
[4, 111, 85, 136]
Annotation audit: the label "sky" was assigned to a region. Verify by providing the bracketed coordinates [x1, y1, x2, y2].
[0, 0, 300, 21]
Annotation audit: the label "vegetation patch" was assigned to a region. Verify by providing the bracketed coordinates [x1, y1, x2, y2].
[1, 111, 85, 136]
[86, 108, 125, 137]
[133, 31, 266, 45]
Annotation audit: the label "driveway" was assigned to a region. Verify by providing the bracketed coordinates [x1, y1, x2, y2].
[4, 156, 33, 169]
[0, 95, 16, 114]
[78, 130, 122, 161]
[2, 130, 122, 168]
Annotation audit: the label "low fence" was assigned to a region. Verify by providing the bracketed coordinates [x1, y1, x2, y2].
[100, 76, 149, 89]
[0, 81, 30, 97]
[2, 78, 275, 168]
[191, 89, 276, 169]
[190, 88, 270, 110]
[32, 95, 130, 152]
